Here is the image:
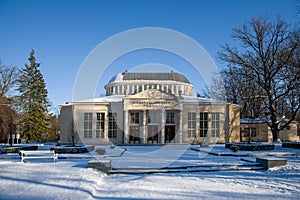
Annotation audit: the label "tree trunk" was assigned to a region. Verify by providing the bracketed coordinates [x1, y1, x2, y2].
[271, 126, 280, 142]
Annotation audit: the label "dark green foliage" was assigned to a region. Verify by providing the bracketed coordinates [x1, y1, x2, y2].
[17, 50, 49, 142]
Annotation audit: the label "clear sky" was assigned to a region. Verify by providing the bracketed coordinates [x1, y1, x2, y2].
[0, 0, 298, 111]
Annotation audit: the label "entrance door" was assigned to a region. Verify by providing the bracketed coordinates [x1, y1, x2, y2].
[147, 125, 159, 144]
[129, 126, 140, 144]
[165, 125, 175, 143]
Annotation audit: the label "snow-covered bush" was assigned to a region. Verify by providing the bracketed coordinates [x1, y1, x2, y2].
[96, 148, 106, 155]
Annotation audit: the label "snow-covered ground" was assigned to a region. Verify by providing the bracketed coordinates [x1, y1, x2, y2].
[0, 144, 299, 199]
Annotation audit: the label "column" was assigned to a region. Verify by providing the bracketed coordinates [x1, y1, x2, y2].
[105, 111, 109, 140]
[123, 110, 128, 144]
[112, 86, 115, 95]
[196, 111, 200, 139]
[177, 110, 183, 144]
[142, 110, 146, 144]
[160, 109, 165, 144]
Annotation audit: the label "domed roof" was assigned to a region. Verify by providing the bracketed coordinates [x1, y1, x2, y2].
[108, 71, 190, 84]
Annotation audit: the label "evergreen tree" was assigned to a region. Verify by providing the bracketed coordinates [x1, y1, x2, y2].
[17, 50, 49, 142]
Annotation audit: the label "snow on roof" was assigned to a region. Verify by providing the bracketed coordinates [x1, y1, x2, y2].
[240, 118, 298, 124]
[61, 95, 124, 106]
[240, 118, 269, 124]
[61, 95, 227, 106]
[182, 96, 226, 103]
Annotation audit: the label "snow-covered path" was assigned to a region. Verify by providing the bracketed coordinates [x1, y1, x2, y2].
[0, 145, 299, 199]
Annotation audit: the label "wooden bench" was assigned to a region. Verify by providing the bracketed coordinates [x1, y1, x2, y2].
[20, 150, 58, 162]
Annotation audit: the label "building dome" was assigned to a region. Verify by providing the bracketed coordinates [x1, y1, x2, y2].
[105, 71, 193, 96]
[108, 71, 190, 84]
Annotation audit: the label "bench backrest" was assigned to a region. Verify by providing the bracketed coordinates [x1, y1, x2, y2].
[20, 150, 55, 155]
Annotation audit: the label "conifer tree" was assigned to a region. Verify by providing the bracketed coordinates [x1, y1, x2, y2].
[17, 50, 49, 142]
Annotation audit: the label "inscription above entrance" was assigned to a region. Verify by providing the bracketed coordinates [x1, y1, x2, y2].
[130, 100, 175, 108]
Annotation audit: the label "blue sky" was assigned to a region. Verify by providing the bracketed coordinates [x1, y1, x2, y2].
[0, 0, 298, 110]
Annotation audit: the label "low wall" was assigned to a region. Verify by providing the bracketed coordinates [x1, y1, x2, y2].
[282, 142, 300, 149]
[51, 145, 95, 154]
[225, 143, 275, 151]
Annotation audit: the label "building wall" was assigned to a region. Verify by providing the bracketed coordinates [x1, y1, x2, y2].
[60, 101, 241, 145]
[109, 102, 125, 144]
[182, 103, 239, 144]
[228, 105, 240, 142]
[240, 122, 299, 142]
[279, 122, 299, 142]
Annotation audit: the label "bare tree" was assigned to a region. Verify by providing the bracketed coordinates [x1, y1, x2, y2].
[218, 16, 300, 142]
[0, 61, 19, 144]
[0, 61, 19, 102]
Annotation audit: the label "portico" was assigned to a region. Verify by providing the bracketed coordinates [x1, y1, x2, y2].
[123, 89, 183, 144]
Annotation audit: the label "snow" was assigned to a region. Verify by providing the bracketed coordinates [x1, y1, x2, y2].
[0, 144, 299, 199]
[182, 95, 223, 103]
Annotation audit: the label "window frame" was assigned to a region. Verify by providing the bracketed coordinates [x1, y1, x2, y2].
[187, 112, 196, 137]
[84, 112, 93, 139]
[200, 112, 208, 137]
[96, 112, 105, 139]
[166, 112, 175, 124]
[108, 112, 117, 139]
[211, 112, 220, 137]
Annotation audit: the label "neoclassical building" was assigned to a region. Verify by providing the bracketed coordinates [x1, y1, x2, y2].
[60, 71, 240, 145]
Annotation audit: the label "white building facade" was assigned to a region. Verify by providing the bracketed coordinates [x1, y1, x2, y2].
[60, 71, 240, 145]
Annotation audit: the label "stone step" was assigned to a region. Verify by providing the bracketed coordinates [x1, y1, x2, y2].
[109, 164, 264, 174]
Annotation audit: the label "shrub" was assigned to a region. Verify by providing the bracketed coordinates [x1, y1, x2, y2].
[231, 145, 239, 152]
[96, 148, 106, 155]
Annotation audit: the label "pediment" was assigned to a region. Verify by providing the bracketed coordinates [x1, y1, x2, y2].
[126, 89, 177, 100]
[123, 89, 183, 110]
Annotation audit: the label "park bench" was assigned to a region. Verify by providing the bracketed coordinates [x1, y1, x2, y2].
[20, 150, 58, 162]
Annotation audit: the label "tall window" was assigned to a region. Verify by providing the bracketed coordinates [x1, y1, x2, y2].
[200, 112, 208, 137]
[84, 113, 92, 138]
[108, 113, 117, 138]
[129, 85, 132, 95]
[96, 113, 105, 138]
[133, 85, 137, 94]
[124, 85, 127, 94]
[130, 112, 139, 124]
[166, 112, 174, 124]
[148, 111, 158, 124]
[251, 128, 257, 137]
[187, 112, 196, 137]
[138, 85, 142, 93]
[242, 127, 257, 138]
[211, 112, 220, 137]
[163, 85, 167, 92]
